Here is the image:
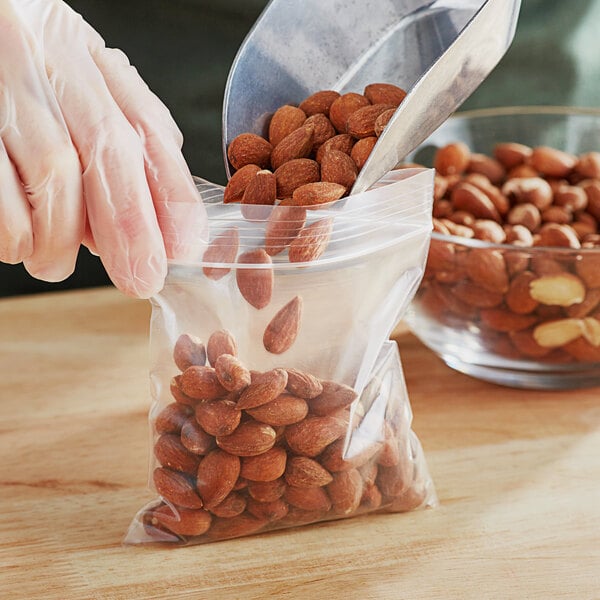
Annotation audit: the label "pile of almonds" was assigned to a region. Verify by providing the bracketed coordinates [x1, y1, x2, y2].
[415, 141, 600, 362]
[142, 329, 426, 543]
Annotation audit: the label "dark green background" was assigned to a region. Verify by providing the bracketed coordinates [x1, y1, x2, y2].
[2, 0, 599, 296]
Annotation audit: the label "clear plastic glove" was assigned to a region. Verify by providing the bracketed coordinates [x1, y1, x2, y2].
[0, 0, 207, 298]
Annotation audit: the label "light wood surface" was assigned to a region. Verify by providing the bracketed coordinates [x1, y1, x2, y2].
[0, 287, 598, 599]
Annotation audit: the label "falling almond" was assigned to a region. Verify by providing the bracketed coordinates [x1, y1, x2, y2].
[263, 296, 303, 354]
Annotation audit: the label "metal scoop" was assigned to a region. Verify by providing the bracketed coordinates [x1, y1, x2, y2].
[222, 0, 521, 193]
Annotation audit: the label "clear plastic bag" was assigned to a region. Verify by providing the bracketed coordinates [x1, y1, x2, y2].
[126, 168, 437, 545]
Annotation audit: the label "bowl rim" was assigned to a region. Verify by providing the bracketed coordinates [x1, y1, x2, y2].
[429, 105, 600, 254]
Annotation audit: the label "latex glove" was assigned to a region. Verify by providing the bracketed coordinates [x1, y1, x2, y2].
[0, 0, 207, 298]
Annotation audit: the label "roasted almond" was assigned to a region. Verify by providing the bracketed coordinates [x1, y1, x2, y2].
[465, 248, 509, 293]
[316, 134, 355, 163]
[206, 329, 238, 366]
[216, 421, 277, 457]
[154, 433, 200, 474]
[320, 149, 358, 191]
[350, 136, 377, 170]
[246, 392, 309, 426]
[434, 142, 470, 176]
[241, 169, 277, 207]
[236, 248, 274, 309]
[285, 456, 333, 487]
[451, 183, 501, 222]
[237, 368, 289, 410]
[195, 398, 241, 437]
[214, 354, 251, 392]
[493, 142, 532, 169]
[284, 484, 331, 512]
[247, 478, 286, 502]
[208, 492, 247, 518]
[308, 380, 357, 416]
[227, 132, 272, 170]
[180, 417, 215, 455]
[288, 217, 334, 263]
[180, 366, 226, 401]
[329, 92, 371, 133]
[268, 105, 307, 147]
[305, 113, 336, 151]
[170, 375, 197, 406]
[246, 497, 289, 522]
[530, 146, 577, 177]
[285, 368, 323, 399]
[153, 467, 203, 509]
[207, 514, 267, 541]
[363, 82, 407, 106]
[150, 504, 212, 537]
[346, 103, 395, 138]
[263, 296, 303, 354]
[374, 108, 395, 137]
[327, 469, 363, 515]
[155, 402, 193, 435]
[270, 124, 314, 170]
[224, 164, 261, 204]
[264, 205, 307, 256]
[196, 449, 241, 509]
[479, 308, 538, 332]
[298, 90, 341, 116]
[467, 153, 506, 185]
[285, 415, 345, 457]
[240, 446, 287, 482]
[202, 227, 239, 280]
[173, 333, 206, 371]
[274, 158, 320, 198]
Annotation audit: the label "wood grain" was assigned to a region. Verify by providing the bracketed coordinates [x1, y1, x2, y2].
[1, 288, 599, 599]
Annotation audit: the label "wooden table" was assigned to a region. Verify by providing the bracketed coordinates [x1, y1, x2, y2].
[0, 287, 598, 599]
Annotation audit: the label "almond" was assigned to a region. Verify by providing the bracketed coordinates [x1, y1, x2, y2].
[493, 142, 532, 169]
[223, 164, 261, 204]
[285, 415, 345, 457]
[530, 146, 577, 177]
[360, 483, 383, 510]
[180, 366, 226, 401]
[374, 108, 395, 137]
[208, 492, 247, 518]
[155, 403, 193, 435]
[307, 380, 357, 416]
[529, 273, 586, 306]
[472, 220, 506, 244]
[170, 375, 197, 406]
[216, 421, 277, 456]
[227, 133, 272, 170]
[465, 248, 509, 293]
[502, 177, 553, 210]
[564, 336, 600, 361]
[240, 446, 287, 482]
[246, 497, 289, 522]
[376, 460, 414, 499]
[291, 182, 346, 208]
[434, 142, 470, 176]
[304, 113, 336, 151]
[479, 308, 538, 332]
[196, 449, 241, 509]
[285, 368, 323, 399]
[263, 296, 303, 354]
[202, 227, 239, 280]
[153, 467, 203, 509]
[206, 329, 238, 366]
[509, 328, 552, 358]
[268, 105, 307, 147]
[270, 124, 314, 170]
[154, 433, 200, 474]
[350, 136, 377, 170]
[320, 437, 380, 472]
[566, 288, 600, 318]
[150, 504, 212, 537]
[284, 484, 331, 512]
[247, 478, 286, 502]
[274, 158, 320, 198]
[536, 223, 580, 248]
[316, 134, 355, 163]
[298, 90, 341, 116]
[285, 456, 333, 487]
[237, 368, 289, 410]
[451, 280, 504, 308]
[214, 354, 251, 392]
[320, 149, 358, 191]
[575, 253, 600, 288]
[207, 514, 267, 541]
[507, 203, 542, 231]
[346, 103, 395, 138]
[173, 333, 206, 371]
[451, 183, 501, 222]
[264, 205, 307, 256]
[329, 92, 371, 133]
[246, 393, 309, 426]
[241, 169, 276, 206]
[327, 469, 363, 515]
[363, 82, 407, 106]
[385, 484, 427, 513]
[467, 153, 506, 185]
[288, 217, 334, 263]
[195, 398, 241, 437]
[180, 417, 215, 455]
[236, 248, 274, 309]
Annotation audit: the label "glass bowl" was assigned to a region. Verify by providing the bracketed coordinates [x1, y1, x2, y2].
[404, 107, 600, 389]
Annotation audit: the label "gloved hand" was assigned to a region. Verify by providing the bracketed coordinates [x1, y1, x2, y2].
[0, 0, 207, 298]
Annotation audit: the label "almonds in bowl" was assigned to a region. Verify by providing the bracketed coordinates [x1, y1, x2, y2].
[404, 107, 600, 389]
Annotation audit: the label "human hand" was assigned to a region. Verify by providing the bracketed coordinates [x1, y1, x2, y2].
[0, 0, 207, 298]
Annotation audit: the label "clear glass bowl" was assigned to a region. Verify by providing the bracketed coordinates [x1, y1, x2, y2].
[404, 107, 600, 389]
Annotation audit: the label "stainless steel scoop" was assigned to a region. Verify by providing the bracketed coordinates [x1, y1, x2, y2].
[222, 0, 521, 193]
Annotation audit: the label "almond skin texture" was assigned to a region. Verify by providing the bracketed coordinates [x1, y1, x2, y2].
[247, 478, 286, 502]
[285, 456, 333, 487]
[364, 82, 407, 106]
[246, 497, 289, 522]
[263, 296, 303, 354]
[285, 415, 346, 457]
[274, 158, 320, 198]
[264, 206, 307, 256]
[206, 514, 267, 541]
[170, 375, 197, 406]
[173, 334, 206, 372]
[308, 380, 357, 416]
[236, 248, 274, 309]
[320, 149, 358, 191]
[270, 124, 314, 170]
[291, 182, 346, 208]
[451, 183, 501, 222]
[288, 217, 334, 263]
[284, 484, 331, 512]
[298, 90, 341, 116]
[241, 169, 277, 206]
[153, 467, 203, 509]
[329, 92, 371, 133]
[237, 368, 289, 410]
[180, 366, 226, 401]
[530, 146, 577, 177]
[180, 417, 216, 455]
[268, 105, 307, 147]
[285, 368, 323, 399]
[464, 248, 509, 293]
[214, 354, 251, 392]
[196, 449, 241, 509]
[209, 492, 247, 518]
[327, 469, 363, 515]
[155, 403, 193, 435]
[150, 504, 212, 537]
[224, 164, 261, 204]
[434, 142, 471, 176]
[305, 113, 336, 151]
[154, 433, 200, 475]
[227, 133, 272, 170]
[316, 133, 355, 163]
[202, 227, 239, 280]
[350, 136, 377, 170]
[206, 329, 238, 366]
[240, 446, 288, 482]
[374, 108, 396, 136]
[216, 421, 277, 457]
[346, 103, 395, 138]
[246, 393, 309, 426]
[195, 399, 241, 437]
